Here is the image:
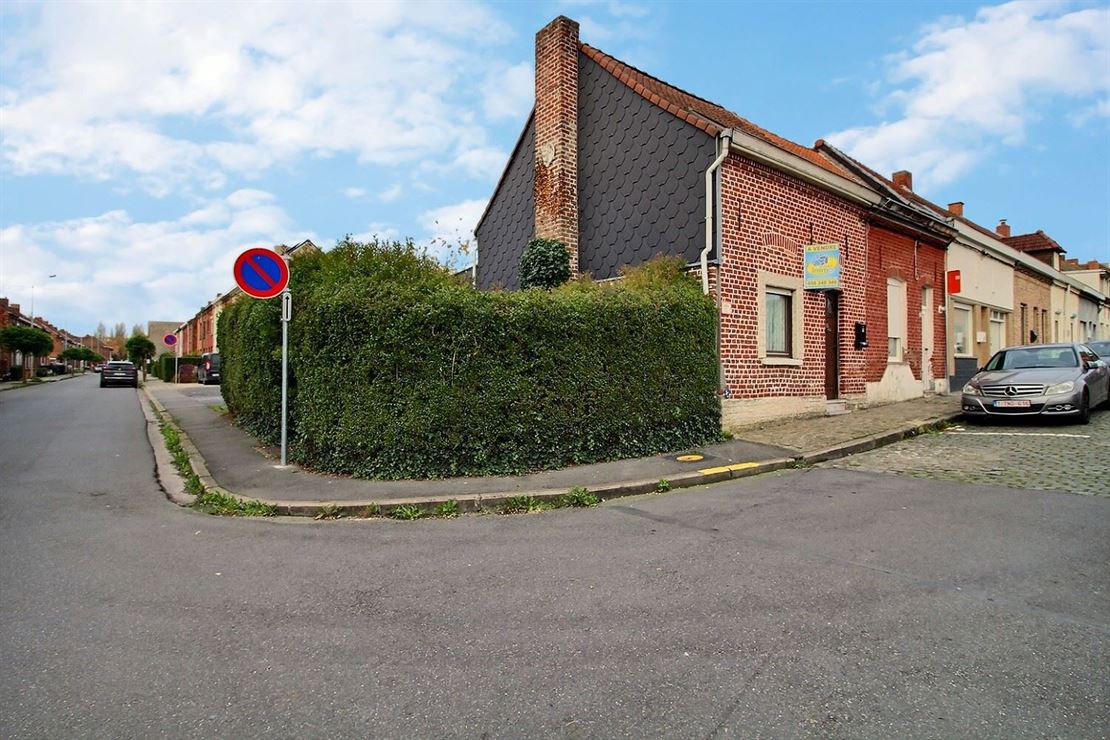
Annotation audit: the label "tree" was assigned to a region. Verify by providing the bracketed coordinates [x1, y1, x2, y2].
[95, 321, 107, 342]
[125, 335, 157, 381]
[131, 323, 145, 337]
[0, 326, 55, 383]
[519, 238, 571, 290]
[60, 346, 102, 371]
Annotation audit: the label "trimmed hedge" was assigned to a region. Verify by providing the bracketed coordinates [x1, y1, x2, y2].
[155, 352, 202, 382]
[219, 240, 720, 479]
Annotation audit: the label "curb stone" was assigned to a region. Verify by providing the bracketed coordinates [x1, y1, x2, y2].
[139, 387, 196, 506]
[139, 383, 961, 520]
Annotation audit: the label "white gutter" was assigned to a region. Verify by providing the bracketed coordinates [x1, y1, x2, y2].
[701, 130, 732, 294]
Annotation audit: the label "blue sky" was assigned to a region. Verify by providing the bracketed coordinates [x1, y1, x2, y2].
[1, 0, 1107, 335]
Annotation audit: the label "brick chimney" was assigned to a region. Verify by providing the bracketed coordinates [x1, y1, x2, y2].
[892, 170, 913, 191]
[534, 16, 580, 274]
[995, 219, 1011, 238]
[947, 202, 964, 217]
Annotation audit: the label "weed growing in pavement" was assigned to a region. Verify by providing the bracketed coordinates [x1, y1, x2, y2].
[500, 495, 546, 514]
[358, 503, 382, 518]
[559, 487, 600, 508]
[210, 404, 229, 415]
[391, 504, 423, 520]
[790, 458, 812, 469]
[314, 504, 345, 520]
[153, 407, 205, 496]
[193, 489, 277, 517]
[435, 499, 460, 518]
[656, 478, 671, 493]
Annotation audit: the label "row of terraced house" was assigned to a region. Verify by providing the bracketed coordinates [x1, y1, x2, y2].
[0, 297, 115, 380]
[473, 16, 1109, 428]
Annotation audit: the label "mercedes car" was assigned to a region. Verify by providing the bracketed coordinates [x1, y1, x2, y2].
[961, 343, 1110, 424]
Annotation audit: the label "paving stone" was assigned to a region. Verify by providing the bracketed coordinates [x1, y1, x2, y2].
[825, 406, 1110, 497]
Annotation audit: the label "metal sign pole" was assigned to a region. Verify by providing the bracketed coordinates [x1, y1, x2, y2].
[280, 290, 291, 466]
[174, 337, 180, 384]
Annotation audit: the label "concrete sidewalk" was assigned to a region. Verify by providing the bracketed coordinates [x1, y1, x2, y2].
[144, 380, 960, 514]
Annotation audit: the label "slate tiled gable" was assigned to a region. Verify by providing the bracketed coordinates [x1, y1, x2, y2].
[475, 117, 535, 290]
[577, 53, 715, 278]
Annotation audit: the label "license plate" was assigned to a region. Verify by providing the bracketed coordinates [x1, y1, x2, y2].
[994, 400, 1031, 408]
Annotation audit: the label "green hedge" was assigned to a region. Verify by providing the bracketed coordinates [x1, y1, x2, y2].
[218, 239, 720, 479]
[155, 352, 202, 382]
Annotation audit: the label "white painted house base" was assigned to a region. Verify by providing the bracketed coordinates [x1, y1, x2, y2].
[721, 395, 828, 431]
[864, 363, 924, 406]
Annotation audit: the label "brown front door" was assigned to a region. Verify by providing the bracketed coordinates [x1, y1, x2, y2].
[825, 292, 840, 399]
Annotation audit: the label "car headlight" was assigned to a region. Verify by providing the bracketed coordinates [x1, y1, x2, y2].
[1045, 381, 1075, 395]
[962, 383, 981, 396]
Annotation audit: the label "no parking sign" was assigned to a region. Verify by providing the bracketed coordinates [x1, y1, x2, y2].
[233, 247, 292, 466]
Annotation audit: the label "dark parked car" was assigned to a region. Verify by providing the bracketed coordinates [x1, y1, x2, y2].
[100, 360, 138, 389]
[197, 352, 221, 385]
[961, 343, 1110, 424]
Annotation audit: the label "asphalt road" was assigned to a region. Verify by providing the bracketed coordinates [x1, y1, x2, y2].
[2, 375, 1108, 738]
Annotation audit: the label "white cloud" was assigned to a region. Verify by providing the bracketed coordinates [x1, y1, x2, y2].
[482, 62, 533, 120]
[419, 198, 486, 266]
[0, 1, 516, 195]
[826, 1, 1110, 189]
[342, 187, 369, 200]
[379, 183, 404, 202]
[0, 191, 313, 334]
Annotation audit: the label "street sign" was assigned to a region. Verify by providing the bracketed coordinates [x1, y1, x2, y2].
[163, 333, 177, 346]
[234, 247, 290, 299]
[232, 247, 292, 465]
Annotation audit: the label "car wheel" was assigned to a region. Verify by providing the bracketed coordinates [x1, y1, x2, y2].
[1077, 391, 1090, 425]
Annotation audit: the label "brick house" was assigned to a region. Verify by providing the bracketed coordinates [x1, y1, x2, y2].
[1061, 258, 1110, 340]
[475, 17, 955, 427]
[1004, 230, 1106, 344]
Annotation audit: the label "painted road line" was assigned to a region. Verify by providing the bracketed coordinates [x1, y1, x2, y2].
[945, 430, 1091, 439]
[699, 462, 762, 476]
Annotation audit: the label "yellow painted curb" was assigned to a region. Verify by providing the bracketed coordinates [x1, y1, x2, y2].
[698, 462, 760, 475]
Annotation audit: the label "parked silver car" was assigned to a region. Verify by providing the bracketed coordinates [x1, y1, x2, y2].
[961, 343, 1110, 424]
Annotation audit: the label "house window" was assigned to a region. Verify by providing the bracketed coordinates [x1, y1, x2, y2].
[887, 278, 907, 362]
[766, 289, 792, 356]
[757, 272, 804, 365]
[953, 304, 973, 356]
[1020, 304, 1027, 345]
[989, 310, 1006, 355]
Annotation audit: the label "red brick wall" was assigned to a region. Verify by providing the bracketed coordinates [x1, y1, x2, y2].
[717, 155, 869, 399]
[862, 226, 947, 384]
[533, 16, 580, 271]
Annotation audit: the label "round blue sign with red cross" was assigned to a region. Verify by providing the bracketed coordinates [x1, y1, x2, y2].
[234, 248, 289, 299]
[163, 333, 177, 347]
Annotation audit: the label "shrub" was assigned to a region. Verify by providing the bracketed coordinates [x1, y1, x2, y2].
[519, 238, 571, 290]
[219, 242, 720, 480]
[155, 353, 202, 382]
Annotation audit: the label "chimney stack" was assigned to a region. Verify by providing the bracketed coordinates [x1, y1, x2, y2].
[534, 16, 580, 274]
[995, 219, 1011, 238]
[892, 170, 913, 191]
[947, 202, 964, 217]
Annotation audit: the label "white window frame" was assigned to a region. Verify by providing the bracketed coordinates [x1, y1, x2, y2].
[887, 277, 907, 363]
[757, 271, 804, 366]
[952, 303, 974, 357]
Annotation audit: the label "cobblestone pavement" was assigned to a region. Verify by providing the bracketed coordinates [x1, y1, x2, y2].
[827, 405, 1110, 497]
[735, 395, 960, 454]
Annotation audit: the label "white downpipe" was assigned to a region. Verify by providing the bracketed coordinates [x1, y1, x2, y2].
[701, 130, 733, 294]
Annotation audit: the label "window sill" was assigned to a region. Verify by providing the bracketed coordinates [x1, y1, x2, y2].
[761, 356, 803, 367]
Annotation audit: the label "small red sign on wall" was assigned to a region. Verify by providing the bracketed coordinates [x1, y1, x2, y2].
[946, 270, 961, 295]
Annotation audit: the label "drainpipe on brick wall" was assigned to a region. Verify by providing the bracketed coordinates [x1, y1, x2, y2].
[701, 130, 733, 295]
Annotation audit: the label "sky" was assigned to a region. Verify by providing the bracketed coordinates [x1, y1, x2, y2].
[1, 0, 1108, 336]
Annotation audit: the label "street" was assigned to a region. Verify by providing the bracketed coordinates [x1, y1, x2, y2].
[1, 376, 1108, 738]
